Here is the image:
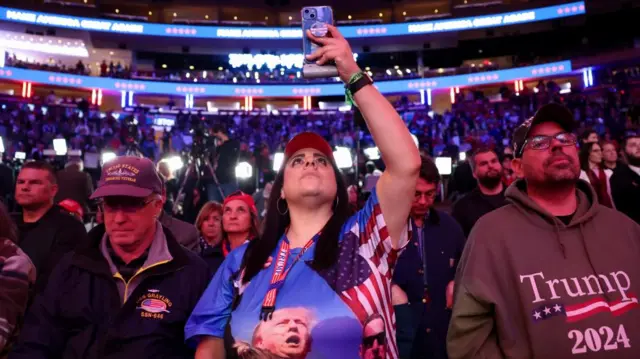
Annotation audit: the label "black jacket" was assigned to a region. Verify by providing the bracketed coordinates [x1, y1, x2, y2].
[15, 205, 88, 294]
[10, 225, 211, 359]
[199, 240, 224, 276]
[393, 210, 466, 359]
[451, 187, 508, 237]
[610, 164, 640, 224]
[159, 212, 199, 252]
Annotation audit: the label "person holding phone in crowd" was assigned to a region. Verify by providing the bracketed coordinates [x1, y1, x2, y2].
[185, 23, 420, 359]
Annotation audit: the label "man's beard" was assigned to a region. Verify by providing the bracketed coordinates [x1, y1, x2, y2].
[539, 153, 580, 186]
[477, 172, 503, 189]
[627, 152, 640, 167]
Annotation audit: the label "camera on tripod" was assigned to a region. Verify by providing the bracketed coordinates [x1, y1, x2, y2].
[123, 116, 139, 144]
[189, 115, 211, 161]
[122, 116, 144, 157]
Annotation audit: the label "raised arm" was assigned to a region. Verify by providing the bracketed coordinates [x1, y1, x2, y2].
[307, 25, 420, 248]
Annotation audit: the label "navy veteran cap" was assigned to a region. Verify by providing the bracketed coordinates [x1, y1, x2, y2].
[90, 156, 163, 199]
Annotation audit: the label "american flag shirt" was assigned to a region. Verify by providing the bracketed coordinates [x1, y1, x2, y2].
[185, 188, 409, 359]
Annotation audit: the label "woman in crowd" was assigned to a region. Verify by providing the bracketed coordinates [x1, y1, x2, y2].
[579, 142, 614, 207]
[195, 201, 225, 274]
[195, 192, 260, 273]
[185, 25, 420, 359]
[0, 201, 35, 356]
[601, 140, 619, 170]
[220, 191, 260, 256]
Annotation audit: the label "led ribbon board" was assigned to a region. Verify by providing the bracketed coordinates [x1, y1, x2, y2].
[0, 2, 585, 40]
[0, 60, 572, 97]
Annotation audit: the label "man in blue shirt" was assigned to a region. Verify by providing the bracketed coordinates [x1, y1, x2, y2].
[393, 156, 466, 359]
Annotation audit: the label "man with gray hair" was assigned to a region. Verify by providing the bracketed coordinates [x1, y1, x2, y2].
[12, 156, 210, 359]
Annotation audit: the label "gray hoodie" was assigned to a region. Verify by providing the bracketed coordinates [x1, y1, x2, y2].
[447, 179, 640, 359]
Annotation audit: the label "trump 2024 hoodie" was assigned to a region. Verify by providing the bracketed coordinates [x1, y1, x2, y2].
[447, 179, 640, 359]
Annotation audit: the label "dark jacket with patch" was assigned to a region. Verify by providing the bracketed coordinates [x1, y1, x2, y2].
[10, 224, 210, 359]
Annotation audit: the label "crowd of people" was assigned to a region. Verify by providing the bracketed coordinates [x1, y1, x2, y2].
[4, 49, 507, 85]
[0, 25, 640, 359]
[5, 55, 132, 79]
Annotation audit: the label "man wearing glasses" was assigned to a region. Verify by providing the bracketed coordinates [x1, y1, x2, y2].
[393, 156, 465, 359]
[447, 104, 640, 358]
[12, 156, 211, 359]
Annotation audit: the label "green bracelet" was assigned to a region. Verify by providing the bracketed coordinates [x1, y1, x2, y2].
[345, 72, 365, 107]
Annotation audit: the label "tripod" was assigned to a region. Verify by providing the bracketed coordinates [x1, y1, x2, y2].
[124, 137, 144, 158]
[172, 154, 225, 215]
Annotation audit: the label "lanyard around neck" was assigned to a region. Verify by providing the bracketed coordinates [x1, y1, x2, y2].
[260, 233, 319, 321]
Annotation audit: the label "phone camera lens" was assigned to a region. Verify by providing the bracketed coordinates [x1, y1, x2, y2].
[304, 9, 309, 13]
[310, 13, 315, 18]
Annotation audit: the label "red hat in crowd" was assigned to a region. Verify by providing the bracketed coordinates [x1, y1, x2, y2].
[59, 199, 84, 219]
[284, 132, 334, 161]
[223, 191, 257, 215]
[90, 156, 163, 199]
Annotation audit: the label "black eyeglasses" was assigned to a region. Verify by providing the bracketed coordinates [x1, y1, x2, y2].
[99, 197, 155, 213]
[520, 132, 577, 156]
[362, 332, 386, 347]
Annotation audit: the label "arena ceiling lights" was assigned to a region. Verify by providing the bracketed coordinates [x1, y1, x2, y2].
[0, 60, 573, 97]
[0, 2, 585, 41]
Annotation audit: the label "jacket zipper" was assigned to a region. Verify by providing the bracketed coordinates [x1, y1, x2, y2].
[113, 260, 171, 304]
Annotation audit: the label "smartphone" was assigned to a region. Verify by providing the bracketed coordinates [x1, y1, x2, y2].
[301, 6, 338, 79]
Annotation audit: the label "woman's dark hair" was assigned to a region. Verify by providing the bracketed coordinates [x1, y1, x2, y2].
[242, 159, 351, 283]
[579, 129, 598, 143]
[579, 142, 602, 171]
[0, 201, 18, 243]
[419, 156, 440, 184]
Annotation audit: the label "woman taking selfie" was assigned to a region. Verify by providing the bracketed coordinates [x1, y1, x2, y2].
[185, 24, 420, 359]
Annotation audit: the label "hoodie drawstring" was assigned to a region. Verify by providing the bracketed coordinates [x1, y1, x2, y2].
[577, 222, 612, 302]
[554, 222, 567, 259]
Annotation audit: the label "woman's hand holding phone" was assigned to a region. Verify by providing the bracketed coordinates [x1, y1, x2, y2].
[305, 24, 361, 84]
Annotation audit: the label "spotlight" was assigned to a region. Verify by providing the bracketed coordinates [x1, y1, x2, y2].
[235, 162, 253, 179]
[163, 156, 184, 172]
[272, 152, 284, 171]
[53, 138, 68, 156]
[435, 157, 452, 175]
[333, 146, 353, 169]
[363, 147, 380, 160]
[101, 152, 117, 164]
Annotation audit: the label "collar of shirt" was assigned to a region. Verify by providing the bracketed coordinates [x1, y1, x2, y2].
[100, 221, 173, 281]
[107, 240, 149, 282]
[629, 165, 640, 177]
[200, 236, 217, 251]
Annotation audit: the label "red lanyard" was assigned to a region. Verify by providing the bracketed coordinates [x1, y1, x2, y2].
[260, 233, 318, 321]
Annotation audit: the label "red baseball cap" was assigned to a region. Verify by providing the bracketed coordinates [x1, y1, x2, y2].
[284, 132, 334, 161]
[59, 199, 84, 218]
[90, 156, 163, 199]
[223, 191, 257, 214]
